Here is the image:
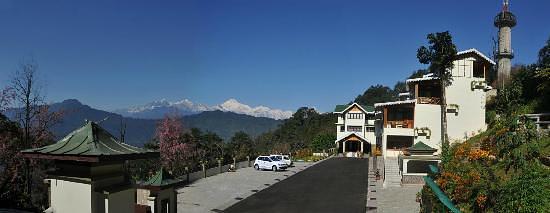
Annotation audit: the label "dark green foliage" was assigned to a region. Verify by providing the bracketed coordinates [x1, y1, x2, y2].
[496, 116, 542, 173]
[409, 69, 429, 79]
[255, 108, 335, 154]
[310, 134, 336, 152]
[143, 139, 159, 150]
[493, 80, 523, 115]
[393, 81, 407, 94]
[354, 84, 397, 106]
[417, 31, 458, 84]
[538, 37, 550, 66]
[490, 63, 550, 114]
[495, 164, 550, 212]
[228, 131, 254, 161]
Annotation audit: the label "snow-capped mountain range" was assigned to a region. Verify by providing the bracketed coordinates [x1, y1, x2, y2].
[113, 98, 294, 120]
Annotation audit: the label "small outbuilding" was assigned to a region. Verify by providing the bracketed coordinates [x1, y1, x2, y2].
[136, 168, 182, 213]
[399, 141, 440, 184]
[21, 121, 159, 213]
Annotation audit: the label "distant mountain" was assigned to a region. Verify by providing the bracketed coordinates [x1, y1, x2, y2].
[114, 98, 293, 120]
[8, 99, 283, 147]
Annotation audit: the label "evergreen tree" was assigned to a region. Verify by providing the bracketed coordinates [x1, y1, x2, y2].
[417, 31, 457, 162]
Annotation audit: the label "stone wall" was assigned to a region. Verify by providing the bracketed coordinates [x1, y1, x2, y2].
[402, 175, 425, 185]
[186, 160, 251, 183]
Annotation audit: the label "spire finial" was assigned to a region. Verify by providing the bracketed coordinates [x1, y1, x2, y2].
[503, 0, 510, 12]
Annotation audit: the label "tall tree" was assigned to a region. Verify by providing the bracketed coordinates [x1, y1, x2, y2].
[417, 31, 457, 162]
[156, 115, 195, 176]
[229, 131, 254, 160]
[2, 60, 61, 209]
[354, 84, 396, 106]
[536, 37, 550, 95]
[310, 134, 336, 152]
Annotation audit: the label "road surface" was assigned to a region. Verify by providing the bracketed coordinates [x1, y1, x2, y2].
[224, 157, 369, 213]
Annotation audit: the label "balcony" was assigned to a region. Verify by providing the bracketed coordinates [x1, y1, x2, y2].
[385, 120, 414, 129]
[417, 97, 441, 105]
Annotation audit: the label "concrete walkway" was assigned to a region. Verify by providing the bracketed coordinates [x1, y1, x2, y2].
[176, 161, 315, 213]
[376, 185, 422, 213]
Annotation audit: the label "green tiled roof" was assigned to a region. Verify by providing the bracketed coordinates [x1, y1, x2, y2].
[144, 168, 181, 187]
[409, 141, 437, 151]
[21, 121, 158, 162]
[334, 104, 374, 112]
[334, 105, 348, 112]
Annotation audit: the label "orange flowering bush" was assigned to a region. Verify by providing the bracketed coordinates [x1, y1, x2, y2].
[468, 149, 490, 161]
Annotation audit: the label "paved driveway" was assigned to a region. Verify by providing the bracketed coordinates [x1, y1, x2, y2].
[177, 162, 316, 212]
[224, 157, 369, 213]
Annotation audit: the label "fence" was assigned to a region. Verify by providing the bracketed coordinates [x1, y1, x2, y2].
[182, 159, 252, 185]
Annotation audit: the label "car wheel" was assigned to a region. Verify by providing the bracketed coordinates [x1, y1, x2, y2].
[272, 165, 277, 171]
[254, 164, 260, 170]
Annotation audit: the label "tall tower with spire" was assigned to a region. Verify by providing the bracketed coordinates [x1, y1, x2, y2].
[494, 0, 517, 89]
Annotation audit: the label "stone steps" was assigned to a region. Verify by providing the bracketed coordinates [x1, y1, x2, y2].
[384, 157, 401, 187]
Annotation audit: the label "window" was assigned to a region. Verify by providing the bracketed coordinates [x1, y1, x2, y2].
[347, 126, 362, 132]
[270, 156, 281, 161]
[473, 61, 485, 78]
[365, 126, 375, 132]
[340, 126, 345, 132]
[347, 113, 363, 119]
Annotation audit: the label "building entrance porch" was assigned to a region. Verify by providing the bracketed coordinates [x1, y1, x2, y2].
[336, 136, 371, 157]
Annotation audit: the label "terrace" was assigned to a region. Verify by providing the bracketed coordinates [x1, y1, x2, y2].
[410, 78, 442, 105]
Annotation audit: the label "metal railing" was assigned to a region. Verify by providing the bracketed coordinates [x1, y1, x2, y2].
[417, 97, 441, 105]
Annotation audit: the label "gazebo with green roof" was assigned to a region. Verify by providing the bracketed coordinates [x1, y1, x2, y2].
[22, 121, 159, 213]
[406, 141, 438, 156]
[136, 168, 182, 213]
[399, 141, 441, 184]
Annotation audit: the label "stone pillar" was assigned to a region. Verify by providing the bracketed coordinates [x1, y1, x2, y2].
[247, 156, 251, 167]
[233, 157, 237, 171]
[185, 167, 189, 183]
[343, 141, 346, 153]
[382, 135, 387, 160]
[218, 159, 222, 174]
[202, 163, 206, 178]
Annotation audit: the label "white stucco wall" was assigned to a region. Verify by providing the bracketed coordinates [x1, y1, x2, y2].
[447, 57, 488, 143]
[414, 104, 442, 152]
[446, 77, 487, 142]
[50, 179, 92, 213]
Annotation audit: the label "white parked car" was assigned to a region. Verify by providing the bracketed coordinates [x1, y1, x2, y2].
[254, 156, 288, 171]
[269, 154, 292, 167]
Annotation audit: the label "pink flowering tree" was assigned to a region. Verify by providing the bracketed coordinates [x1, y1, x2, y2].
[156, 114, 195, 176]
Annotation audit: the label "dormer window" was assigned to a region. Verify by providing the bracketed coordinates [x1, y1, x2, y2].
[347, 113, 363, 119]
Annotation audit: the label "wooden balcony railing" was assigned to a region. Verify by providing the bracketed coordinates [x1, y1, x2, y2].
[385, 120, 414, 128]
[417, 97, 441, 105]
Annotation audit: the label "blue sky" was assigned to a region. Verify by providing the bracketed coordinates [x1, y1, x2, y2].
[0, 0, 548, 112]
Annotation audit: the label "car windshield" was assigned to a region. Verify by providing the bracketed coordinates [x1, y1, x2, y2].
[270, 156, 281, 161]
[284, 157, 289, 160]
